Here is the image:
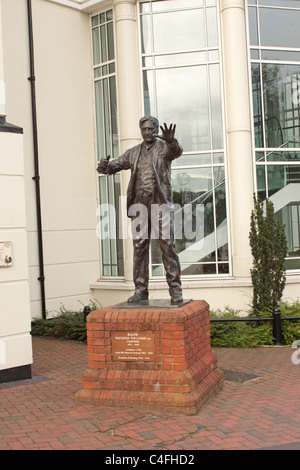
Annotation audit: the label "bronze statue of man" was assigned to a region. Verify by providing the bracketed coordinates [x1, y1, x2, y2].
[97, 115, 183, 304]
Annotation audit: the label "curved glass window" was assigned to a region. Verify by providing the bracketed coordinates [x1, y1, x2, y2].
[248, 1, 300, 270]
[140, 0, 229, 278]
[92, 10, 124, 278]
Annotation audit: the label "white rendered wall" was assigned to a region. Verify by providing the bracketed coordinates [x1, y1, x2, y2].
[0, 131, 33, 371]
[2, 0, 100, 318]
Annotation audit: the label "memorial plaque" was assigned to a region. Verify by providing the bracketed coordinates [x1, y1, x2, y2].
[112, 331, 155, 362]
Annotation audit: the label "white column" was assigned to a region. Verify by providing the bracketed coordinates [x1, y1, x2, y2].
[220, 0, 254, 278]
[113, 0, 142, 282]
[0, 0, 6, 116]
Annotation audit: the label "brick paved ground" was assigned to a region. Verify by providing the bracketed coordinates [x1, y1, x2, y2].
[0, 336, 299, 450]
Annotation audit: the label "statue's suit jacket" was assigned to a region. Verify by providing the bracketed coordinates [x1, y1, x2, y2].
[102, 138, 183, 216]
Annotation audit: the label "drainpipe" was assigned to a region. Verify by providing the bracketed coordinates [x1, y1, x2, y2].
[27, 0, 46, 319]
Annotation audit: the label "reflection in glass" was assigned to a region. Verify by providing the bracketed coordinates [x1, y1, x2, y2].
[152, 10, 205, 53]
[109, 76, 119, 158]
[213, 152, 224, 163]
[181, 264, 216, 275]
[92, 28, 100, 65]
[218, 263, 229, 274]
[91, 15, 99, 27]
[256, 165, 266, 200]
[266, 151, 300, 162]
[143, 70, 155, 117]
[103, 78, 110, 156]
[150, 167, 228, 277]
[214, 167, 228, 258]
[171, 153, 212, 166]
[248, 6, 258, 46]
[285, 258, 300, 270]
[140, 14, 151, 54]
[251, 64, 264, 147]
[256, 151, 264, 162]
[206, 7, 218, 48]
[154, 51, 206, 67]
[265, 164, 300, 258]
[95, 81, 104, 159]
[261, 50, 300, 62]
[209, 64, 223, 149]
[94, 67, 101, 79]
[250, 49, 259, 60]
[98, 175, 124, 277]
[208, 50, 219, 61]
[106, 9, 113, 21]
[151, 0, 203, 12]
[140, 2, 150, 14]
[252, 64, 300, 149]
[259, 0, 300, 7]
[98, 175, 110, 268]
[263, 64, 300, 148]
[172, 168, 214, 265]
[107, 22, 114, 61]
[259, 9, 300, 48]
[155, 66, 209, 151]
[267, 164, 284, 196]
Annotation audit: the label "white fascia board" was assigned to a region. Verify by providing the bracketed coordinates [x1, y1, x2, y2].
[45, 0, 108, 13]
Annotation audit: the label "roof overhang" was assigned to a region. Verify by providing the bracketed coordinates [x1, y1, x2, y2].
[45, 0, 112, 14]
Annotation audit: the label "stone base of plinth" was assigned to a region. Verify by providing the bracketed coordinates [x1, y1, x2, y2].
[75, 300, 224, 415]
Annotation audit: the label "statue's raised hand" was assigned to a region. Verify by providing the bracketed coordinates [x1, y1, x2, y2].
[155, 123, 176, 144]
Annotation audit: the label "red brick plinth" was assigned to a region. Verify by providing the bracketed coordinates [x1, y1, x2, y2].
[75, 300, 224, 415]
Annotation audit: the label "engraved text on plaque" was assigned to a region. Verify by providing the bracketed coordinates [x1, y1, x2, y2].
[112, 331, 155, 362]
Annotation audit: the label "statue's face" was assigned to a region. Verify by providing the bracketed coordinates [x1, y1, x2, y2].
[141, 120, 158, 145]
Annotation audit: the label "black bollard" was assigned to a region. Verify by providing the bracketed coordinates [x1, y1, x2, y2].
[273, 307, 283, 345]
[83, 306, 91, 323]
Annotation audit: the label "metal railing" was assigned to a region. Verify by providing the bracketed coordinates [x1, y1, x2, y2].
[210, 307, 300, 346]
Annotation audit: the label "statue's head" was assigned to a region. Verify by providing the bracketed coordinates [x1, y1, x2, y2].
[139, 115, 159, 145]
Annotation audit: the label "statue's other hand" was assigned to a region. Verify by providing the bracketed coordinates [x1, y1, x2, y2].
[96, 155, 111, 173]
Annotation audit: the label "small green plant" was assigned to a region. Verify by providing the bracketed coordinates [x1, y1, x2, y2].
[31, 301, 101, 342]
[249, 195, 287, 317]
[279, 300, 300, 345]
[209, 307, 274, 348]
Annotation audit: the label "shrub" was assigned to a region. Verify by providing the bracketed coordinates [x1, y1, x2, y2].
[210, 302, 300, 348]
[249, 196, 287, 317]
[209, 308, 274, 348]
[279, 300, 300, 345]
[31, 302, 100, 342]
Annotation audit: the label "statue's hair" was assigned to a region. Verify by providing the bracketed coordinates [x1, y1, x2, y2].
[139, 115, 159, 129]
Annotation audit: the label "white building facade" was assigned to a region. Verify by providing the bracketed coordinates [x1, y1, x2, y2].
[1, 0, 300, 378]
